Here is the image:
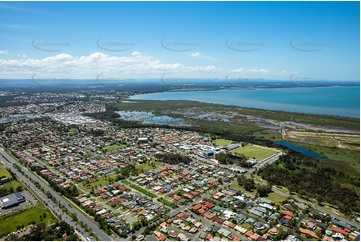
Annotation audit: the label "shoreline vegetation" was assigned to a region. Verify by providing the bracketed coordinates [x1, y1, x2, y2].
[119, 99, 359, 130]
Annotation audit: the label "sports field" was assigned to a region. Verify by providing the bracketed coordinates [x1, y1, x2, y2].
[214, 139, 279, 160]
[232, 144, 279, 160]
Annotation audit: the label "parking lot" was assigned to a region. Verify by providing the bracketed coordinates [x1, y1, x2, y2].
[0, 190, 38, 216]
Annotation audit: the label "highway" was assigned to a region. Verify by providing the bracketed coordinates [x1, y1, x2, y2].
[0, 148, 112, 241]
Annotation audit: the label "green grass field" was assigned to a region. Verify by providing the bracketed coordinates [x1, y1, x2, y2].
[0, 204, 57, 235]
[214, 139, 278, 160]
[213, 139, 234, 147]
[3, 180, 25, 191]
[291, 141, 360, 177]
[0, 167, 24, 191]
[136, 161, 164, 172]
[135, 163, 154, 172]
[158, 198, 176, 208]
[232, 144, 279, 160]
[129, 184, 157, 198]
[89, 179, 110, 189]
[102, 145, 122, 153]
[267, 192, 288, 204]
[0, 167, 12, 178]
[79, 174, 119, 192]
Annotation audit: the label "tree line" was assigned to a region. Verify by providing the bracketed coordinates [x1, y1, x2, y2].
[155, 153, 192, 165]
[16, 221, 79, 241]
[215, 152, 253, 168]
[258, 152, 359, 214]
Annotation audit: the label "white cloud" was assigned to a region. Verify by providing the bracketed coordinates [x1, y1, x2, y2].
[0, 50, 8, 55]
[189, 52, 218, 61]
[0, 51, 224, 79]
[231, 68, 269, 73]
[190, 52, 200, 57]
[17, 54, 27, 59]
[43, 53, 73, 62]
[248, 68, 269, 73]
[0, 52, 293, 80]
[229, 67, 293, 79]
[131, 51, 141, 56]
[231, 68, 244, 73]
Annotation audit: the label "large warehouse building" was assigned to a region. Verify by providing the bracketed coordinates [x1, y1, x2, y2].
[0, 192, 26, 209]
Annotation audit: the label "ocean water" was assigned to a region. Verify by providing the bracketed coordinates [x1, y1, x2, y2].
[130, 86, 360, 118]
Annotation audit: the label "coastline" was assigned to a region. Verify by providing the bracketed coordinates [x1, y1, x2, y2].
[129, 86, 360, 119]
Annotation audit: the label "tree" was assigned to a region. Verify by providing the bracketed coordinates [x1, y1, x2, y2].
[139, 216, 148, 227]
[215, 152, 251, 167]
[244, 179, 255, 191]
[258, 152, 360, 215]
[275, 229, 288, 240]
[28, 222, 47, 240]
[257, 185, 272, 197]
[143, 226, 151, 235]
[132, 221, 142, 231]
[71, 212, 78, 221]
[8, 186, 14, 194]
[269, 220, 277, 226]
[289, 219, 297, 227]
[155, 153, 191, 165]
[238, 176, 256, 191]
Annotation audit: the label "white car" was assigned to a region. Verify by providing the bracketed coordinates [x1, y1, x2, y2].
[136, 235, 144, 241]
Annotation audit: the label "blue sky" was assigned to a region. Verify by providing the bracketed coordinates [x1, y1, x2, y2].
[0, 1, 359, 80]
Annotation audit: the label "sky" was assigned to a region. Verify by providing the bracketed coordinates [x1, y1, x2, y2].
[0, 1, 359, 81]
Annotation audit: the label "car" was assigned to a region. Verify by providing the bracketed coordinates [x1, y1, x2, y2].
[86, 237, 92, 241]
[136, 235, 144, 241]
